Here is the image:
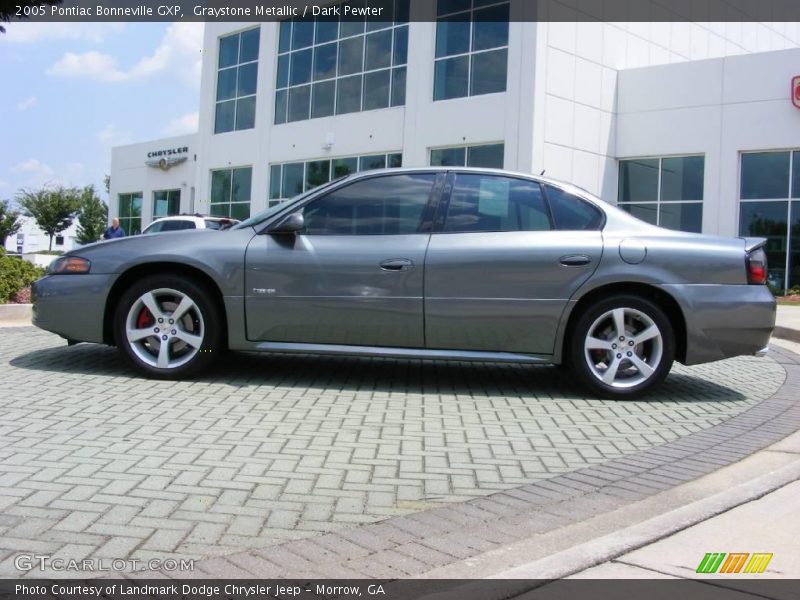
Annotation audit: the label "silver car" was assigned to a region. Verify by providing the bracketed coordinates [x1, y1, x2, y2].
[32, 168, 775, 399]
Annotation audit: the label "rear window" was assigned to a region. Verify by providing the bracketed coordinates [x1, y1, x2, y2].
[160, 220, 197, 232]
[544, 185, 604, 231]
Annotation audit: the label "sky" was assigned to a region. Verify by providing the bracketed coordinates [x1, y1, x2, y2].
[0, 21, 204, 204]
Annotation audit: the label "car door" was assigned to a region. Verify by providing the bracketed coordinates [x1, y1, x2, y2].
[245, 172, 440, 347]
[424, 173, 603, 355]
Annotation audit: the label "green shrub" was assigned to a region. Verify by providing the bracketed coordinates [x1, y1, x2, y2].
[0, 254, 46, 303]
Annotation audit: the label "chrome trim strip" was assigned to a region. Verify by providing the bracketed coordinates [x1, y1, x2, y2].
[253, 341, 551, 364]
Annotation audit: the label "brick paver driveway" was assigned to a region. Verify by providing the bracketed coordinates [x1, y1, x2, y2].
[0, 327, 787, 576]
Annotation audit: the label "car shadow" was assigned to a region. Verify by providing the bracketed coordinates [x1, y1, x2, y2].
[9, 343, 747, 403]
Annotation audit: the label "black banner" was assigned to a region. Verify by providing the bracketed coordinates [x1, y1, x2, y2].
[1, 580, 800, 600]
[5, 0, 800, 23]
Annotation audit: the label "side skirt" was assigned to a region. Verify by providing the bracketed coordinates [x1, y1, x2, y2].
[250, 341, 553, 364]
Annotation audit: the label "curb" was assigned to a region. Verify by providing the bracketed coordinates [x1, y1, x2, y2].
[0, 303, 32, 325]
[489, 459, 800, 579]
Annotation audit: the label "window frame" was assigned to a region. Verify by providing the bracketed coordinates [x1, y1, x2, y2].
[737, 149, 800, 293]
[617, 154, 705, 233]
[433, 0, 510, 102]
[117, 191, 143, 236]
[274, 5, 409, 125]
[429, 142, 505, 169]
[209, 166, 253, 219]
[214, 27, 261, 135]
[268, 152, 403, 207]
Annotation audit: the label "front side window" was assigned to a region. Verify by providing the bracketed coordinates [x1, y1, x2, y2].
[430, 143, 504, 169]
[301, 173, 435, 235]
[434, 0, 509, 101]
[118, 192, 143, 236]
[215, 28, 260, 134]
[617, 155, 704, 233]
[275, 1, 409, 124]
[210, 167, 253, 220]
[269, 152, 402, 206]
[152, 189, 181, 219]
[738, 150, 800, 293]
[443, 174, 550, 233]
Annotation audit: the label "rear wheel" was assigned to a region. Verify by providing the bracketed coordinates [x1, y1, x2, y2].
[114, 275, 222, 379]
[569, 295, 675, 399]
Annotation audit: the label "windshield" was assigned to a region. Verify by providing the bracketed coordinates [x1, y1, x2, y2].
[233, 175, 351, 229]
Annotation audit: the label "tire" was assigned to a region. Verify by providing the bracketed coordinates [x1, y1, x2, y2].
[114, 274, 222, 379]
[568, 294, 675, 399]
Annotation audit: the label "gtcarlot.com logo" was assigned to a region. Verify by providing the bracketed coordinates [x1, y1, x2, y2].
[696, 552, 773, 574]
[15, 554, 194, 573]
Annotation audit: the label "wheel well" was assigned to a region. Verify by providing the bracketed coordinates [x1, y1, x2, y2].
[103, 263, 228, 346]
[564, 282, 687, 363]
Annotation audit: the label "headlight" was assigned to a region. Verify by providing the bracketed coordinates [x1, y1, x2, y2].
[49, 256, 91, 274]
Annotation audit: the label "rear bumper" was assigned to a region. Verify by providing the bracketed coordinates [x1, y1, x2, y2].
[31, 274, 114, 343]
[661, 284, 776, 365]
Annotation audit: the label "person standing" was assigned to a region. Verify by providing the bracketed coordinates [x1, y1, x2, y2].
[103, 217, 126, 240]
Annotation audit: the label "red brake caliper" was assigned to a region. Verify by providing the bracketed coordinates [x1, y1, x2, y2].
[137, 308, 154, 329]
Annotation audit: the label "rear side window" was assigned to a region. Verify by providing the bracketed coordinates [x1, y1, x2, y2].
[443, 174, 551, 233]
[160, 220, 197, 232]
[545, 185, 604, 230]
[302, 173, 436, 235]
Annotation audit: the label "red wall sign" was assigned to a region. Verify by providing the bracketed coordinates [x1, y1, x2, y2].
[793, 75, 800, 109]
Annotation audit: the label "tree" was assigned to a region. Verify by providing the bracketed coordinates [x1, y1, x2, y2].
[0, 0, 63, 34]
[103, 174, 111, 195]
[17, 186, 81, 251]
[75, 185, 108, 245]
[0, 199, 22, 247]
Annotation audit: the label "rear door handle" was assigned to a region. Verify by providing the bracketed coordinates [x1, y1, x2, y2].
[380, 258, 414, 272]
[559, 254, 592, 267]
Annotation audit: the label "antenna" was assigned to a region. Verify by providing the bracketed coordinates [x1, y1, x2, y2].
[540, 170, 546, 175]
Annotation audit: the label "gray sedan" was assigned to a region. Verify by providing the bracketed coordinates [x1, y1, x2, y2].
[32, 168, 775, 399]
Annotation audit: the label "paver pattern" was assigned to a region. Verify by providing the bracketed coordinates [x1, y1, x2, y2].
[0, 327, 787, 576]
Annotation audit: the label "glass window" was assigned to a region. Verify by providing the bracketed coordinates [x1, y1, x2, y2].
[118, 192, 143, 236]
[269, 153, 404, 203]
[741, 152, 790, 200]
[215, 28, 260, 134]
[276, 7, 408, 124]
[618, 159, 659, 203]
[430, 143, 504, 168]
[210, 167, 252, 219]
[545, 186, 604, 231]
[152, 190, 181, 219]
[618, 156, 704, 233]
[302, 173, 436, 235]
[433, 0, 509, 101]
[160, 220, 196, 232]
[444, 174, 551, 233]
[739, 201, 788, 292]
[739, 150, 800, 292]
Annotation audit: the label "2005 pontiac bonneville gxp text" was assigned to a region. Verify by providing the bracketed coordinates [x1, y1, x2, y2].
[32, 168, 776, 399]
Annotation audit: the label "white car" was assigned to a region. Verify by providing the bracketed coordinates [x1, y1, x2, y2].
[142, 215, 239, 234]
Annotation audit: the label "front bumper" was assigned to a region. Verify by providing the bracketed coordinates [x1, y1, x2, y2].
[32, 273, 116, 344]
[661, 284, 776, 365]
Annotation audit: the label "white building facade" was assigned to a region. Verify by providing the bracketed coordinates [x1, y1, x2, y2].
[110, 2, 800, 291]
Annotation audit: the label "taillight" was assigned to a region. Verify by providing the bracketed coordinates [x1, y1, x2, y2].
[746, 248, 768, 285]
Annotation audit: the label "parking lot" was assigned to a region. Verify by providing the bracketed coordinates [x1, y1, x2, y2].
[0, 326, 787, 576]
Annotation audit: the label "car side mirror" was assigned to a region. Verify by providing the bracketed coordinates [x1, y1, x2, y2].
[270, 212, 304, 234]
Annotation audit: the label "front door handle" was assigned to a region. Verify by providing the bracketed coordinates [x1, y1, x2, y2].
[380, 258, 414, 272]
[559, 254, 592, 267]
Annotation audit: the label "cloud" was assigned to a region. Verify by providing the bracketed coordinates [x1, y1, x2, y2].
[46, 23, 203, 86]
[164, 112, 199, 136]
[9, 159, 87, 189]
[96, 124, 132, 147]
[16, 96, 37, 111]
[0, 23, 124, 44]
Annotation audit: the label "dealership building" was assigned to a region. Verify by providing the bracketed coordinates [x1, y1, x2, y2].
[110, 2, 800, 291]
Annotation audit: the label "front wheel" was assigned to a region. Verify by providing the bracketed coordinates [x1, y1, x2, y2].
[114, 275, 222, 379]
[569, 295, 675, 399]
